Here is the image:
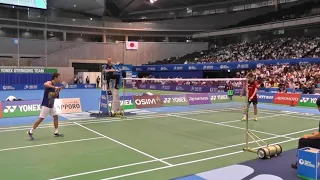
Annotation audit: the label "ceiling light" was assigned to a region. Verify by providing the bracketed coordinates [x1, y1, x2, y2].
[90, 18, 93, 20]
[150, 0, 154, 3]
[74, 5, 76, 7]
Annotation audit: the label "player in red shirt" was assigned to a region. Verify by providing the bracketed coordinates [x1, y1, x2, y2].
[241, 73, 259, 121]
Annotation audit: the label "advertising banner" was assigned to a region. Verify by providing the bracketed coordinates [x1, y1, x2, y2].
[298, 94, 320, 107]
[133, 95, 162, 109]
[136, 83, 242, 94]
[100, 90, 109, 114]
[107, 96, 136, 110]
[1, 100, 42, 118]
[54, 98, 82, 114]
[65, 84, 96, 89]
[161, 94, 188, 106]
[0, 68, 57, 74]
[257, 92, 275, 103]
[133, 58, 320, 72]
[0, 84, 45, 91]
[208, 92, 229, 103]
[186, 93, 211, 105]
[273, 93, 301, 106]
[0, 83, 96, 91]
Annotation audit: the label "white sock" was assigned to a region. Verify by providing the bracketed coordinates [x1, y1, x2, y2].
[54, 128, 58, 134]
[30, 128, 34, 133]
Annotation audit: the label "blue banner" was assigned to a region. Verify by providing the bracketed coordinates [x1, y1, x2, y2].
[298, 147, 320, 180]
[0, 84, 44, 91]
[257, 92, 275, 103]
[100, 90, 109, 114]
[0, 84, 96, 91]
[133, 58, 320, 72]
[259, 88, 302, 93]
[64, 84, 97, 89]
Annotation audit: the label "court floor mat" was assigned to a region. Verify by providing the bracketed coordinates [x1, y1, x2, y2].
[0, 108, 318, 180]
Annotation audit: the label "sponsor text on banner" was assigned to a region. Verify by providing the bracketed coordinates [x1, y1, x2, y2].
[54, 98, 82, 114]
[298, 94, 320, 107]
[133, 95, 162, 108]
[273, 93, 301, 106]
[186, 93, 211, 105]
[1, 100, 41, 118]
[161, 94, 188, 106]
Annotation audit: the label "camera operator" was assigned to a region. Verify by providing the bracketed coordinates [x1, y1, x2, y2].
[291, 97, 320, 169]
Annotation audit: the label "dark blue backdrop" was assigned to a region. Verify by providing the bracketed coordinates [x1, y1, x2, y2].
[0, 73, 51, 85]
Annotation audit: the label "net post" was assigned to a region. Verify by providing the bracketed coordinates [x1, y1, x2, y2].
[245, 79, 249, 150]
[122, 76, 126, 118]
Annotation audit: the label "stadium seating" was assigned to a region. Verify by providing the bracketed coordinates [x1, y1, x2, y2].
[148, 36, 320, 65]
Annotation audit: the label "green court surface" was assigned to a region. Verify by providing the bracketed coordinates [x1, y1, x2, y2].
[0, 106, 319, 180]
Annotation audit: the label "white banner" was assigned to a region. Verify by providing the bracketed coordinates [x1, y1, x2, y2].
[126, 41, 138, 50]
[54, 98, 82, 114]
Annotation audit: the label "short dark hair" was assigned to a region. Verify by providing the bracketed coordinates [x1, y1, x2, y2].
[317, 97, 320, 107]
[247, 73, 254, 78]
[52, 73, 60, 80]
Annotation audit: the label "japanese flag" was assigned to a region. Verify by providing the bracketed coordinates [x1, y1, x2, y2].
[126, 41, 138, 50]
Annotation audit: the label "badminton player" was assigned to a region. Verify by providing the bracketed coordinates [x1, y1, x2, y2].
[241, 72, 259, 121]
[291, 97, 320, 169]
[27, 73, 64, 140]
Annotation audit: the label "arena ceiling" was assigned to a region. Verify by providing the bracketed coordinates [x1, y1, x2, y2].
[48, 0, 237, 17]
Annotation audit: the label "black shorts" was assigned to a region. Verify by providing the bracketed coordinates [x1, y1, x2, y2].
[248, 99, 258, 105]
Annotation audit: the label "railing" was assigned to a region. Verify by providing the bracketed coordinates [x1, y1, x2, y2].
[0, 11, 208, 31]
[193, 15, 320, 38]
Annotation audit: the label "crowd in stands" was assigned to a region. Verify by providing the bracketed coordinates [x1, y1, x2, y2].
[133, 64, 320, 94]
[251, 64, 320, 93]
[148, 36, 320, 65]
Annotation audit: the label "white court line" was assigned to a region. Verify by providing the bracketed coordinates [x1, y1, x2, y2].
[100, 137, 299, 180]
[73, 122, 173, 166]
[0, 137, 104, 152]
[48, 125, 308, 180]
[0, 108, 250, 133]
[48, 160, 159, 180]
[219, 113, 290, 124]
[0, 108, 238, 131]
[170, 114, 294, 140]
[0, 107, 313, 133]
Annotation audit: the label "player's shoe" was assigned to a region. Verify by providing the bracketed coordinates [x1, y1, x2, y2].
[54, 133, 64, 137]
[241, 117, 246, 121]
[27, 130, 34, 140]
[254, 117, 258, 121]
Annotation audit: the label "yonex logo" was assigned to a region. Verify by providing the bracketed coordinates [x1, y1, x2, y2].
[163, 97, 186, 104]
[300, 98, 309, 103]
[4, 106, 17, 113]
